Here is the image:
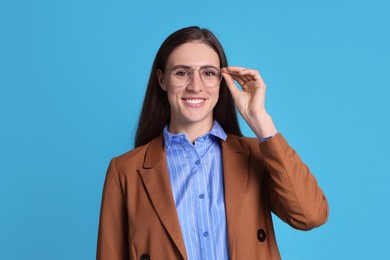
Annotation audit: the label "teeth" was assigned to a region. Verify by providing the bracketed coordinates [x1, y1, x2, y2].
[185, 99, 204, 104]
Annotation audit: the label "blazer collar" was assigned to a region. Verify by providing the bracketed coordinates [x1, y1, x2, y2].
[138, 134, 187, 260]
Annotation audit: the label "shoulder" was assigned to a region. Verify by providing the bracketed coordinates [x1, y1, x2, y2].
[109, 134, 164, 175]
[113, 143, 149, 165]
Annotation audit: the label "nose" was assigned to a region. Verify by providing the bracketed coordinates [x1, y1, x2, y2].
[187, 70, 203, 91]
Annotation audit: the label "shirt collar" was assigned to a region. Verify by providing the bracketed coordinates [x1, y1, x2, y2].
[163, 120, 227, 149]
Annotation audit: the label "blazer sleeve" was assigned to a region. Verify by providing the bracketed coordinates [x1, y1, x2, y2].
[96, 159, 130, 260]
[259, 134, 329, 231]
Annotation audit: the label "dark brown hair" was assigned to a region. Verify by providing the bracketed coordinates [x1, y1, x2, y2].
[134, 26, 242, 147]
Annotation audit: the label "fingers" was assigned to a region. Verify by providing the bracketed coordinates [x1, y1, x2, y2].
[222, 71, 241, 98]
[227, 73, 246, 86]
[222, 68, 249, 91]
[223, 67, 261, 79]
[222, 66, 266, 89]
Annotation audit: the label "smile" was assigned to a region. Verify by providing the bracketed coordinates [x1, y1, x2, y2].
[183, 98, 205, 104]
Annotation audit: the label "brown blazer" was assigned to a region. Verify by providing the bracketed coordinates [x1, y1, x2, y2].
[97, 133, 328, 260]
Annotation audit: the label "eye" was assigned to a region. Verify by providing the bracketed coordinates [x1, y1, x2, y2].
[202, 69, 219, 77]
[173, 69, 190, 77]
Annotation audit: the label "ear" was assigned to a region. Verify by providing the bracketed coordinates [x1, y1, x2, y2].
[157, 69, 167, 91]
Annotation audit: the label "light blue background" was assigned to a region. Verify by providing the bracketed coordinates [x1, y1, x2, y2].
[1, 0, 389, 259]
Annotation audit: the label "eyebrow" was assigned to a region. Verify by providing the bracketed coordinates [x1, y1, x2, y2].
[170, 64, 220, 70]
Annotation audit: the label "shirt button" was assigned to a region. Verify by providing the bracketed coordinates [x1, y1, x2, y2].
[203, 232, 209, 237]
[199, 194, 204, 199]
[195, 160, 200, 165]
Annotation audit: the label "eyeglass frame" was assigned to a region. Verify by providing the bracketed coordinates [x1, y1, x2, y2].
[164, 65, 223, 87]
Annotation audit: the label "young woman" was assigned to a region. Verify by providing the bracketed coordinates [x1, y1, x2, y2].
[97, 26, 329, 260]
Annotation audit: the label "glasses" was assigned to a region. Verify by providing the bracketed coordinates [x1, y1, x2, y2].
[166, 65, 222, 87]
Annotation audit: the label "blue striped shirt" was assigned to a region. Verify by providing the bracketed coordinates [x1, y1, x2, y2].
[163, 121, 229, 260]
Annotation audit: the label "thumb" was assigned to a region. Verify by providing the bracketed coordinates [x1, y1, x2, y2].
[222, 72, 241, 99]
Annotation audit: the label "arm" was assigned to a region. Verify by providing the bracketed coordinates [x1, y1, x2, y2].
[223, 67, 328, 230]
[259, 134, 328, 230]
[96, 159, 130, 259]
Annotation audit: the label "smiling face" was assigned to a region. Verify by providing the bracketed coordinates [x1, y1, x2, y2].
[158, 42, 221, 135]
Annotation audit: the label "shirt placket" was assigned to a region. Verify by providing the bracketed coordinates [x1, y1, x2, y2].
[191, 139, 214, 260]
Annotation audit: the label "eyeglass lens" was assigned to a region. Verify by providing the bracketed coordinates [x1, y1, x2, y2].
[169, 66, 221, 87]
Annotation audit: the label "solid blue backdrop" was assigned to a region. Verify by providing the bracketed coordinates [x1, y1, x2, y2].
[1, 0, 389, 259]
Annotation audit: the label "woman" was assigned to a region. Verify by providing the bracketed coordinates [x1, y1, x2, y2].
[97, 26, 329, 260]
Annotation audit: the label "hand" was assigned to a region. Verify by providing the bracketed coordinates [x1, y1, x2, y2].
[222, 66, 277, 139]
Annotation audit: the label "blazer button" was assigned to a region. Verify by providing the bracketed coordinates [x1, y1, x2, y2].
[257, 229, 266, 242]
[140, 254, 150, 260]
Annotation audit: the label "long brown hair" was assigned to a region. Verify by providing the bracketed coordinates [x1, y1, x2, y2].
[134, 26, 242, 147]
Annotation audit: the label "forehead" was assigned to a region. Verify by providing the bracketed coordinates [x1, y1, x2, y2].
[166, 42, 220, 67]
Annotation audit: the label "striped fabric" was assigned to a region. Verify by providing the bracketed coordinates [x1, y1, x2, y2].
[163, 121, 229, 260]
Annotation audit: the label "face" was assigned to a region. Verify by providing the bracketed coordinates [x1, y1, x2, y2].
[158, 42, 221, 133]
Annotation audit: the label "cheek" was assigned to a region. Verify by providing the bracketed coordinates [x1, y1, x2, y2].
[165, 88, 182, 105]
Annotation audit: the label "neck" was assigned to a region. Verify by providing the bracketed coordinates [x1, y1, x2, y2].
[168, 119, 214, 144]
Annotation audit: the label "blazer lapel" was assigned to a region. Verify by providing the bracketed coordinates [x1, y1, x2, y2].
[138, 135, 187, 260]
[222, 135, 250, 255]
